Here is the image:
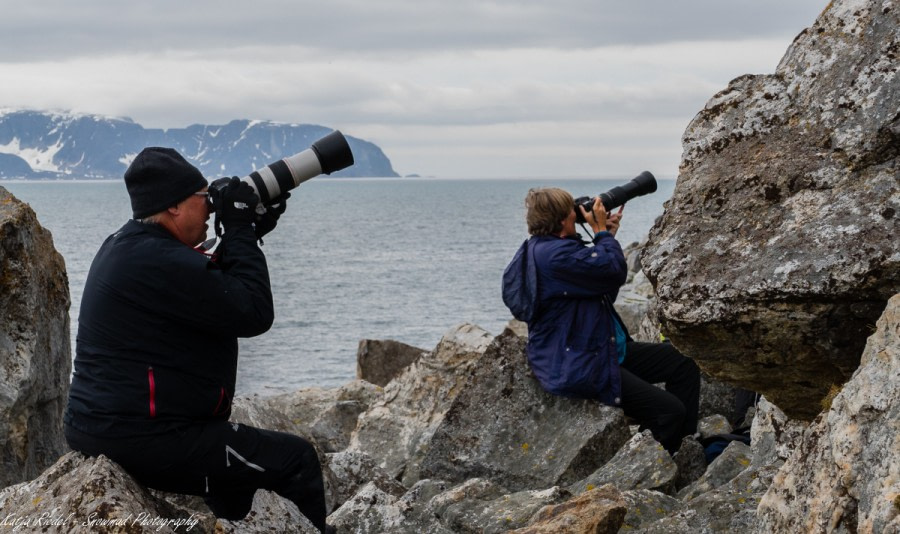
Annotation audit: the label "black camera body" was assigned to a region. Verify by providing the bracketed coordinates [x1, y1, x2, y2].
[574, 171, 657, 223]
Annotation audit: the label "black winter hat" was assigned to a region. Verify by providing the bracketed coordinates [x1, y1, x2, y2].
[124, 147, 208, 219]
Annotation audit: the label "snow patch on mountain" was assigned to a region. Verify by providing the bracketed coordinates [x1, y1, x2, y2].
[0, 137, 64, 173]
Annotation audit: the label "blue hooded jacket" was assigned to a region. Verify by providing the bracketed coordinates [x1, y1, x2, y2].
[503, 232, 629, 405]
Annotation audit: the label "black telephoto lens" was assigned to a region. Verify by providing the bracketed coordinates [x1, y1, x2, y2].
[599, 171, 656, 211]
[574, 171, 657, 223]
[243, 130, 354, 205]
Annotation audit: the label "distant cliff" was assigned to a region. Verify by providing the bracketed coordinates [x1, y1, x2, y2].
[0, 110, 398, 179]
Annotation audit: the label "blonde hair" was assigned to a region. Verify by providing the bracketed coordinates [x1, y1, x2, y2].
[525, 188, 573, 236]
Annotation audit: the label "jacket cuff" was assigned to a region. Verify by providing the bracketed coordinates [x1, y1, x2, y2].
[592, 230, 613, 242]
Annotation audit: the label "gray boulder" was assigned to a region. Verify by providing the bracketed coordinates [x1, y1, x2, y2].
[615, 270, 655, 336]
[620, 489, 683, 531]
[441, 486, 571, 533]
[508, 485, 627, 534]
[0, 452, 319, 533]
[348, 323, 494, 485]
[697, 414, 732, 439]
[216, 491, 318, 533]
[0, 452, 208, 533]
[632, 465, 779, 533]
[678, 441, 752, 501]
[0, 187, 70, 487]
[235, 379, 381, 453]
[357, 338, 428, 387]
[324, 450, 406, 511]
[327, 478, 492, 534]
[329, 477, 625, 534]
[748, 396, 807, 469]
[568, 430, 676, 495]
[417, 477, 506, 523]
[697, 374, 739, 422]
[327, 482, 427, 533]
[757, 293, 900, 533]
[641, 0, 900, 420]
[420, 328, 632, 492]
[670, 436, 707, 492]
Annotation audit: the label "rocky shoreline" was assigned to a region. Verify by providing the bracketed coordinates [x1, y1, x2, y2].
[0, 299, 897, 532]
[1, 0, 898, 532]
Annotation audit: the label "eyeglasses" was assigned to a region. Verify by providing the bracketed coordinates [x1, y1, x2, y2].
[193, 192, 209, 198]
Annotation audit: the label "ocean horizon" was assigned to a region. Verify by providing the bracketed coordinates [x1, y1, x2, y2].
[3, 176, 676, 394]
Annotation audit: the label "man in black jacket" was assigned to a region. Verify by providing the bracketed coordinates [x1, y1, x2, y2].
[64, 147, 330, 532]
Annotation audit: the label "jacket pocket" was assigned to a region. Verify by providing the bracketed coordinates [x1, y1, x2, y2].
[559, 330, 611, 397]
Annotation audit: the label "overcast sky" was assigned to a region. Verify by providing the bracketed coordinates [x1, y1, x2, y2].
[0, 0, 826, 178]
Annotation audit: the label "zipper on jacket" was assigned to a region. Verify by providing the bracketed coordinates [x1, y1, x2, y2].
[147, 366, 157, 418]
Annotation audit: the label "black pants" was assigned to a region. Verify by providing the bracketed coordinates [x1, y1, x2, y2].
[619, 341, 700, 453]
[65, 421, 328, 532]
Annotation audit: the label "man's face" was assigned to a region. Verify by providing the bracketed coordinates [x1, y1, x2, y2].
[173, 187, 210, 246]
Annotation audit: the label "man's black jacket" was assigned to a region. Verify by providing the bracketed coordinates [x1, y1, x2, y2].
[65, 220, 273, 436]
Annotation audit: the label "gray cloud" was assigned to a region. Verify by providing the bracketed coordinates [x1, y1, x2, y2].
[2, 0, 823, 60]
[0, 0, 827, 177]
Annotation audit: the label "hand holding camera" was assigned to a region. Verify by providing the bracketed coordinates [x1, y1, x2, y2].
[203, 131, 353, 243]
[578, 197, 607, 234]
[573, 171, 656, 225]
[253, 191, 290, 240]
[209, 176, 259, 230]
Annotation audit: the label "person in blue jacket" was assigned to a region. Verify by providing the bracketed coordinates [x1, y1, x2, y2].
[503, 187, 700, 453]
[64, 148, 332, 532]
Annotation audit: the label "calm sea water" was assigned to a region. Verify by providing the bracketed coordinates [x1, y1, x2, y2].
[3, 177, 675, 394]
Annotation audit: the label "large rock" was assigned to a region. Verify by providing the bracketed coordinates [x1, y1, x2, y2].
[748, 396, 807, 469]
[0, 452, 320, 533]
[677, 440, 751, 501]
[641, 0, 900, 419]
[0, 187, 70, 487]
[326, 478, 502, 534]
[324, 450, 407, 511]
[633, 465, 779, 533]
[234, 379, 381, 453]
[508, 485, 627, 534]
[756, 292, 900, 533]
[615, 270, 656, 336]
[440, 486, 572, 533]
[328, 477, 625, 534]
[348, 323, 494, 485]
[567, 431, 676, 495]
[420, 328, 632, 492]
[0, 452, 208, 533]
[357, 338, 428, 387]
[619, 489, 683, 531]
[327, 482, 432, 533]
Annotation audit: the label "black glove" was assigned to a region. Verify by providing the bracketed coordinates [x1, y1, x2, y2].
[209, 177, 259, 230]
[254, 191, 290, 240]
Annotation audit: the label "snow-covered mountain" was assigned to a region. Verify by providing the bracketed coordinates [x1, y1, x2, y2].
[0, 109, 398, 179]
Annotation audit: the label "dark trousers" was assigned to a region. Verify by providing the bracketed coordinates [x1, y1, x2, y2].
[65, 421, 328, 532]
[619, 341, 700, 453]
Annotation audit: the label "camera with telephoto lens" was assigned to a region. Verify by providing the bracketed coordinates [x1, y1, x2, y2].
[208, 129, 355, 211]
[574, 171, 657, 224]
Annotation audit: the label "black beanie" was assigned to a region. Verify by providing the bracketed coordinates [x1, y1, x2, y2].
[124, 147, 208, 219]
